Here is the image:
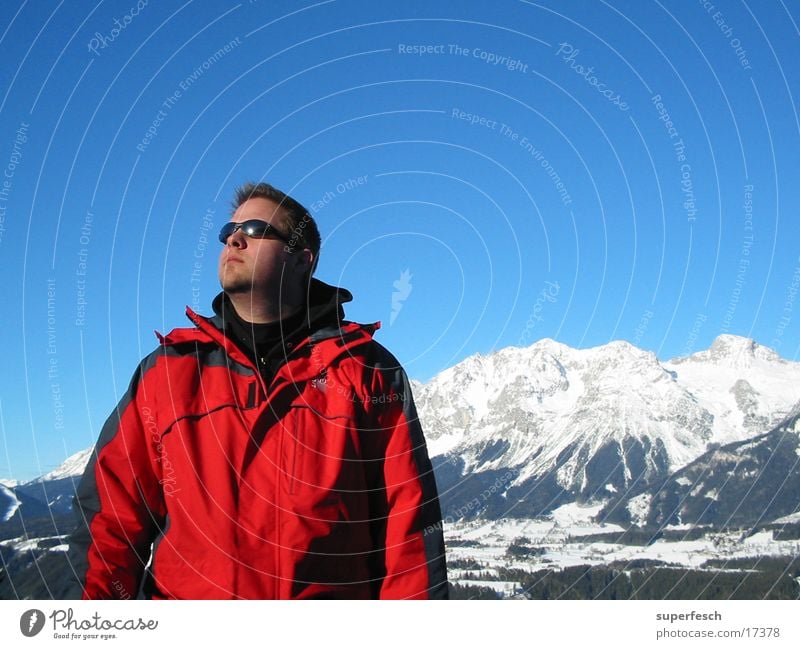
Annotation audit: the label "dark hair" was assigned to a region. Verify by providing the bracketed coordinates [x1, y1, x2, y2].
[231, 181, 321, 275]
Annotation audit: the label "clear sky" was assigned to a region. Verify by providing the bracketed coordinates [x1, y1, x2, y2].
[1, 1, 799, 480]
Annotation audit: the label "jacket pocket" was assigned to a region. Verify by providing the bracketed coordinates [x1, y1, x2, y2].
[155, 363, 259, 438]
[285, 385, 358, 496]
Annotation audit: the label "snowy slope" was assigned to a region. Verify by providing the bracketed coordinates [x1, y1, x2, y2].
[32, 448, 92, 483]
[0, 484, 21, 522]
[600, 402, 800, 528]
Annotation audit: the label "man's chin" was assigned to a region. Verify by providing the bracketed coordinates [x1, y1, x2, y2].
[219, 280, 252, 294]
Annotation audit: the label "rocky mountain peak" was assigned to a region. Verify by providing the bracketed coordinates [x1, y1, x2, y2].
[673, 334, 781, 367]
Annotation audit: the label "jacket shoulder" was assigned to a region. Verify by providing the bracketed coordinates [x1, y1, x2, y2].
[358, 338, 404, 370]
[330, 332, 415, 401]
[156, 325, 216, 347]
[128, 329, 220, 388]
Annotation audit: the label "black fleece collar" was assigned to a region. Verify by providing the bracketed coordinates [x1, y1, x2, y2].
[210, 279, 354, 375]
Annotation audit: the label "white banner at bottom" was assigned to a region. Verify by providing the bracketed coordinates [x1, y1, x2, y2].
[1, 600, 797, 648]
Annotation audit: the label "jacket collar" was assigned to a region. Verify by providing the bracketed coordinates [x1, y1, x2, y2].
[209, 278, 353, 342]
[157, 279, 380, 381]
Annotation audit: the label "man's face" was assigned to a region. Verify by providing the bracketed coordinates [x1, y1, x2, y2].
[218, 197, 312, 298]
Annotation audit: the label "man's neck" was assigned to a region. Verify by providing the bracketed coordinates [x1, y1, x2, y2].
[226, 292, 303, 324]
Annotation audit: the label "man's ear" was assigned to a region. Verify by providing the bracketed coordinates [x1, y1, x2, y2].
[296, 248, 314, 273]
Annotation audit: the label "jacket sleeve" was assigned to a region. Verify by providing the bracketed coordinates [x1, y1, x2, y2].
[66, 354, 167, 599]
[359, 345, 448, 599]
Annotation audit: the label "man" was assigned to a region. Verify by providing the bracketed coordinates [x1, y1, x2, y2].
[68, 182, 448, 599]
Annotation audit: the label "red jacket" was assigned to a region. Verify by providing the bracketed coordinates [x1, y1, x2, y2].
[70, 293, 448, 599]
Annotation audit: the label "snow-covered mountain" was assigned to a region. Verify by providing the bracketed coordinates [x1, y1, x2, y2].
[0, 448, 91, 535]
[416, 334, 800, 520]
[664, 335, 798, 440]
[31, 448, 92, 483]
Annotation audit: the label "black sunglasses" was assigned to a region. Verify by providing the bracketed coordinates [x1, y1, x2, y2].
[218, 219, 292, 245]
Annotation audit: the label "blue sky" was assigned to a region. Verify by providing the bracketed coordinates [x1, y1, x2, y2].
[1, 1, 799, 480]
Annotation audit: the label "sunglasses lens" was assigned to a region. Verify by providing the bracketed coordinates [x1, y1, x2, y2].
[219, 220, 287, 243]
[241, 221, 270, 238]
[218, 223, 235, 243]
